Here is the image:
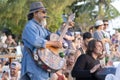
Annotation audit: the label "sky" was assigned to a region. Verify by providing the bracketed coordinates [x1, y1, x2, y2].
[111, 0, 120, 13]
[107, 0, 120, 35]
[76, 1, 120, 35]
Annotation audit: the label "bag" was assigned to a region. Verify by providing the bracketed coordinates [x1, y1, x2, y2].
[95, 67, 116, 80]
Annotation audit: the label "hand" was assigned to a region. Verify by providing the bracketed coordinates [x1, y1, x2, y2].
[46, 41, 62, 48]
[98, 53, 105, 60]
[90, 64, 100, 73]
[69, 21, 75, 27]
[51, 41, 62, 48]
[64, 21, 74, 29]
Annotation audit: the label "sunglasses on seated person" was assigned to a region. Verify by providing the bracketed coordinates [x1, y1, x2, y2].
[104, 24, 108, 26]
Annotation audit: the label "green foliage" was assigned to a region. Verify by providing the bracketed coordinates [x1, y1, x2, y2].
[0, 0, 74, 37]
[68, 0, 120, 32]
[41, 0, 75, 32]
[0, 0, 26, 35]
[0, 0, 120, 37]
[114, 28, 120, 32]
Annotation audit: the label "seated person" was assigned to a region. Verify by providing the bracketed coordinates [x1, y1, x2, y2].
[1, 61, 21, 80]
[5, 34, 17, 47]
[71, 39, 104, 80]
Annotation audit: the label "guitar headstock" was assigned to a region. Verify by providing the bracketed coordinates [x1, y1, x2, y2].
[68, 13, 75, 22]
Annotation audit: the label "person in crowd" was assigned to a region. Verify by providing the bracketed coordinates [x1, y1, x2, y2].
[105, 63, 120, 80]
[1, 61, 21, 80]
[111, 34, 117, 44]
[89, 26, 94, 37]
[0, 58, 9, 73]
[81, 32, 93, 53]
[50, 64, 67, 80]
[93, 20, 108, 44]
[10, 61, 21, 80]
[71, 34, 82, 50]
[93, 20, 108, 66]
[72, 32, 93, 60]
[71, 39, 104, 80]
[102, 20, 111, 55]
[0, 32, 7, 44]
[5, 34, 17, 47]
[0, 58, 7, 78]
[1, 71, 9, 80]
[64, 51, 76, 80]
[21, 1, 63, 80]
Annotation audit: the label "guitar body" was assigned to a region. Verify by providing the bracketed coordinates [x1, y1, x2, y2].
[46, 46, 60, 55]
[35, 33, 66, 72]
[37, 48, 66, 72]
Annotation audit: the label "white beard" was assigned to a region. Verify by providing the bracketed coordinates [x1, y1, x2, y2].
[41, 19, 47, 27]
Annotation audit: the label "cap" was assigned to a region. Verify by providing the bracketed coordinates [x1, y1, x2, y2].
[95, 20, 104, 27]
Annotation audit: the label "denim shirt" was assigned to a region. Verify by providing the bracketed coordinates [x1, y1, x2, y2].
[21, 19, 51, 80]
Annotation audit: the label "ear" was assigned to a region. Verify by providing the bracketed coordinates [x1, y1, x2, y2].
[33, 12, 38, 17]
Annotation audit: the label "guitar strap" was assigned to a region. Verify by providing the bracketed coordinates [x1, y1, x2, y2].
[24, 46, 35, 61]
[24, 46, 41, 66]
[25, 46, 55, 74]
[25, 46, 51, 77]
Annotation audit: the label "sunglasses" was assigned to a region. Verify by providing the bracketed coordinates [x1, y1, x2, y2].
[77, 38, 81, 40]
[38, 10, 46, 14]
[11, 63, 16, 68]
[104, 24, 108, 26]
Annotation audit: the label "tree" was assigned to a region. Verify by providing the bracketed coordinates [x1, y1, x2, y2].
[0, 0, 27, 35]
[67, 0, 120, 32]
[0, 0, 75, 38]
[41, 0, 75, 32]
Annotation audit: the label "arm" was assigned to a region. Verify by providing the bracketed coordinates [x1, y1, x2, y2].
[12, 39, 17, 46]
[64, 35, 75, 41]
[49, 73, 58, 80]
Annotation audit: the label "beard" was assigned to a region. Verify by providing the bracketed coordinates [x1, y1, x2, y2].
[41, 19, 47, 27]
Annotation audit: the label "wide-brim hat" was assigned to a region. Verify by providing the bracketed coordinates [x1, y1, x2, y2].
[29, 2, 46, 14]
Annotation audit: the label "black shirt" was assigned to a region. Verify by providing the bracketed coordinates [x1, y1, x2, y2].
[71, 54, 100, 80]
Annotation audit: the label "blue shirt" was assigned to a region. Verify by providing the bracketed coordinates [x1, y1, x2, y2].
[21, 19, 51, 80]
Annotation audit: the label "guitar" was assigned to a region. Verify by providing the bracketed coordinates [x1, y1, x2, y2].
[34, 13, 75, 72]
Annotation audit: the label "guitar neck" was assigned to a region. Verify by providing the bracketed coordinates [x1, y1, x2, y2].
[58, 22, 69, 41]
[58, 13, 75, 42]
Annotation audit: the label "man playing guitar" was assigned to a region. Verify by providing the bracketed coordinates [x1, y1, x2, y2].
[21, 2, 62, 80]
[21, 2, 75, 80]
